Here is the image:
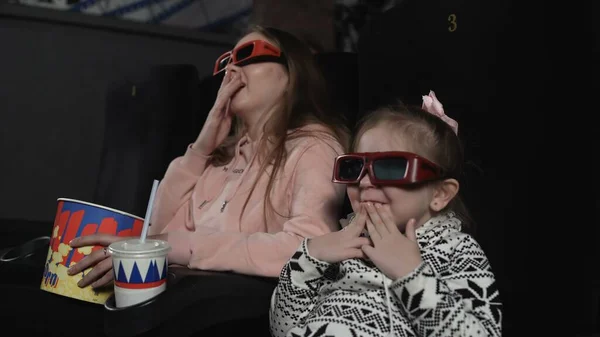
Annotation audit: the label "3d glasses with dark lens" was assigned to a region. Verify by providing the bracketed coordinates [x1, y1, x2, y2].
[213, 40, 286, 76]
[333, 151, 445, 185]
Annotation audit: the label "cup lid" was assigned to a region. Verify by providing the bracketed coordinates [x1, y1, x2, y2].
[108, 239, 170, 255]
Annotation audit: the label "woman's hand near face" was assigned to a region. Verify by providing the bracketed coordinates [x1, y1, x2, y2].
[193, 71, 245, 156]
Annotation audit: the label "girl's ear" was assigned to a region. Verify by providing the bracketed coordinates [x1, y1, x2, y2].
[429, 178, 459, 212]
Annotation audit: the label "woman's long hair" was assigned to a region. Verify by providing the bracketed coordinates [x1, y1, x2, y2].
[209, 25, 350, 223]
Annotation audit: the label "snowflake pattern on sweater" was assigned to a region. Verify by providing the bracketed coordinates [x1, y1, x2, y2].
[269, 212, 502, 337]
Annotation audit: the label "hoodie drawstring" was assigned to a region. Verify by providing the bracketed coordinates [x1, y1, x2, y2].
[383, 273, 394, 337]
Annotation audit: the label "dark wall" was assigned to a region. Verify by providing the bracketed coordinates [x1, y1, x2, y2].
[0, 4, 233, 223]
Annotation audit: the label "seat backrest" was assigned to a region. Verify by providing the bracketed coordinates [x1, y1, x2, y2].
[356, 1, 548, 335]
[93, 64, 212, 218]
[357, 0, 511, 233]
[315, 52, 360, 132]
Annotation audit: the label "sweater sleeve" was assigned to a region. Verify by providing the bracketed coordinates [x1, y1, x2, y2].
[269, 238, 333, 337]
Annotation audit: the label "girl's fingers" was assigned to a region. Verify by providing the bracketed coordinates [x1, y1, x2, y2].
[366, 218, 381, 242]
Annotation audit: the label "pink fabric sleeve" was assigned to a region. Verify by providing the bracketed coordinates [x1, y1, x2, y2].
[149, 144, 210, 235]
[172, 138, 345, 277]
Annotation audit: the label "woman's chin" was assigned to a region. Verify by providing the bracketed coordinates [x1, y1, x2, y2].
[228, 103, 244, 116]
[229, 98, 250, 116]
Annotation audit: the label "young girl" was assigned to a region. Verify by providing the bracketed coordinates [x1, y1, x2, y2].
[270, 91, 502, 337]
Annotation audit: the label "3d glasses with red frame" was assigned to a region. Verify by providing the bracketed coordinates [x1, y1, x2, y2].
[213, 39, 286, 76]
[332, 151, 445, 185]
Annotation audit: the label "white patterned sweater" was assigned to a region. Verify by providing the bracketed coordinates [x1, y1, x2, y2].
[269, 212, 502, 337]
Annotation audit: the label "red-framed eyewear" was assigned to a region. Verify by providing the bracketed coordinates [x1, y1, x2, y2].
[213, 39, 286, 76]
[332, 151, 445, 185]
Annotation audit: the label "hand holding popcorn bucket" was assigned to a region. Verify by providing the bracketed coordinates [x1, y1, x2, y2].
[41, 198, 144, 304]
[41, 180, 170, 306]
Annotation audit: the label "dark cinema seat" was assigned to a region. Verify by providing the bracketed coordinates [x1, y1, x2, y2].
[357, 0, 553, 335]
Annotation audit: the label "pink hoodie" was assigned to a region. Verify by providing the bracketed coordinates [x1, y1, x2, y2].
[148, 123, 345, 277]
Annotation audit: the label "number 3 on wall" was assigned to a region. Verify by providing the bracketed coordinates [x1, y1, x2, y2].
[448, 14, 457, 32]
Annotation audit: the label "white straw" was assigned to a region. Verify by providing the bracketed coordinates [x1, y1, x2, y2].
[140, 179, 159, 243]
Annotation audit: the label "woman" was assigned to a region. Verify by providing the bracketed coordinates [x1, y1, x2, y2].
[69, 25, 350, 287]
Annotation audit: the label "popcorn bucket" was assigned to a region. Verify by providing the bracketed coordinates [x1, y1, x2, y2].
[40, 198, 144, 304]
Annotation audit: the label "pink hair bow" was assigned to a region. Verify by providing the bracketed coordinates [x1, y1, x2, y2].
[421, 90, 458, 134]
